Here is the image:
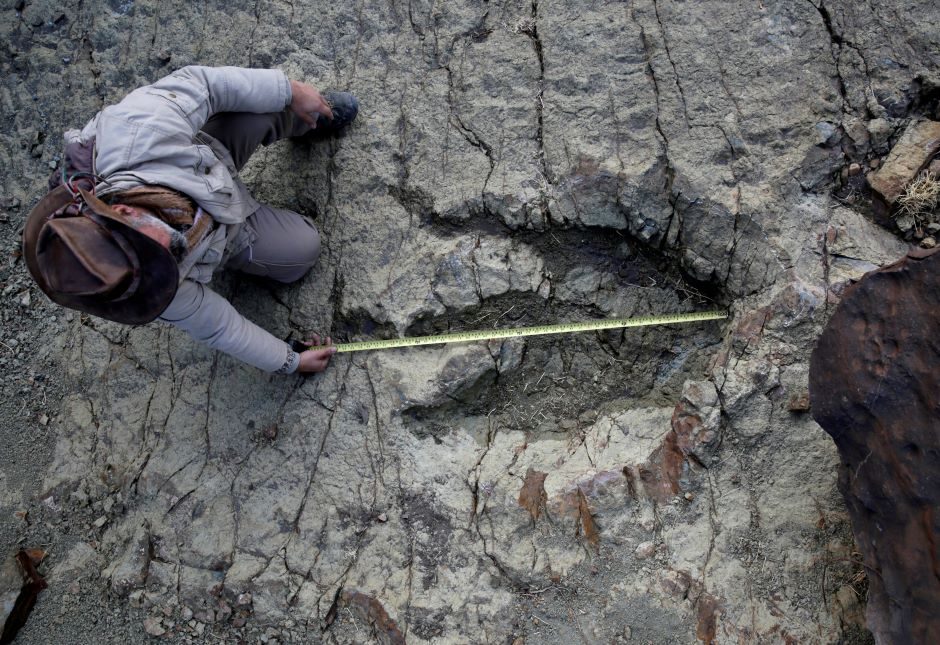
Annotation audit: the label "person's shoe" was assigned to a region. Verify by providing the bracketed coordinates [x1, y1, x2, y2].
[313, 92, 359, 135]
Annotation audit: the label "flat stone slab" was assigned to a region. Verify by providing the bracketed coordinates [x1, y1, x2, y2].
[867, 119, 940, 206]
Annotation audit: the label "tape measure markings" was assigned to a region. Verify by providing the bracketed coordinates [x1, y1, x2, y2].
[333, 310, 727, 353]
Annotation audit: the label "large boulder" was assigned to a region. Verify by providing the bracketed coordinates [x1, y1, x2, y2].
[810, 249, 940, 643]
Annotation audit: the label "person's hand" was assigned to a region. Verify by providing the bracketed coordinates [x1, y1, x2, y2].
[297, 334, 337, 373]
[289, 80, 333, 128]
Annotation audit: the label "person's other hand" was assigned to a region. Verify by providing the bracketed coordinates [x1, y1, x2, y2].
[297, 334, 337, 373]
[289, 80, 333, 128]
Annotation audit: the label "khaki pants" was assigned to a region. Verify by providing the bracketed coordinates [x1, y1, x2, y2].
[200, 110, 320, 284]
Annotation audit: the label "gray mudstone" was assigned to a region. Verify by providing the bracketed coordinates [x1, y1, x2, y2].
[108, 524, 151, 597]
[1, 0, 934, 642]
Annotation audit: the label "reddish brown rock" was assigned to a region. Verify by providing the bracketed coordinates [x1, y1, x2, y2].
[671, 380, 721, 466]
[340, 590, 405, 645]
[553, 484, 604, 551]
[866, 119, 940, 210]
[517, 469, 548, 522]
[632, 381, 722, 504]
[696, 592, 722, 644]
[638, 431, 685, 503]
[0, 550, 47, 644]
[809, 248, 940, 644]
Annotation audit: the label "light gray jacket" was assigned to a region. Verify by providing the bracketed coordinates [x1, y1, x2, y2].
[67, 66, 300, 374]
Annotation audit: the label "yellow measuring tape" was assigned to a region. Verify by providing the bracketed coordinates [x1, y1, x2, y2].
[333, 310, 727, 353]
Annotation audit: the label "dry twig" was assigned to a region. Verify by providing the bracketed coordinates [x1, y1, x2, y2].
[895, 170, 940, 230]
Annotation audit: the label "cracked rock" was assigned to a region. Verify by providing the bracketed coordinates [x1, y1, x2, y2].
[6, 1, 938, 643]
[867, 120, 940, 209]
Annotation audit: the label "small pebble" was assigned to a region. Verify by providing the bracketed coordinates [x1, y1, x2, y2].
[635, 541, 655, 559]
[194, 609, 214, 623]
[684, 492, 694, 501]
[215, 602, 232, 622]
[143, 617, 165, 637]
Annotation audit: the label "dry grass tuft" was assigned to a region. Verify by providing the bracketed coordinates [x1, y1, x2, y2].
[895, 170, 940, 229]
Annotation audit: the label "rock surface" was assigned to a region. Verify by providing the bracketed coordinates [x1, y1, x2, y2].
[810, 249, 940, 644]
[866, 119, 940, 207]
[0, 0, 938, 643]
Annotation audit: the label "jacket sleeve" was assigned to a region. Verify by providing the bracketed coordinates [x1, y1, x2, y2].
[110, 66, 293, 140]
[159, 280, 300, 374]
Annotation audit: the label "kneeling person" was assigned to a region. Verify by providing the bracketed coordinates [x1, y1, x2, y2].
[22, 66, 358, 374]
